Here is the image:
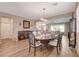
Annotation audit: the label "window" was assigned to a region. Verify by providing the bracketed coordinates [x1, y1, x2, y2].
[36, 22, 46, 30]
[59, 24, 64, 32]
[51, 24, 64, 32]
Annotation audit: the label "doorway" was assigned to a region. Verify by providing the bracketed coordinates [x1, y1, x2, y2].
[0, 17, 13, 39]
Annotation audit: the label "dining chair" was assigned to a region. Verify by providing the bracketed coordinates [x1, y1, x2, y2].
[28, 31, 42, 56]
[48, 34, 62, 55]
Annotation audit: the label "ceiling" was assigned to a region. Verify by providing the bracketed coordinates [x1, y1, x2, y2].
[0, 2, 77, 20]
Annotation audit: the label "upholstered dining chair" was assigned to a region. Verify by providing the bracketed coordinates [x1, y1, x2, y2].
[28, 31, 42, 56]
[48, 34, 62, 55]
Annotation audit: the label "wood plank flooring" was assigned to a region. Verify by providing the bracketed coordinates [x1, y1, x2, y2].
[0, 36, 78, 57]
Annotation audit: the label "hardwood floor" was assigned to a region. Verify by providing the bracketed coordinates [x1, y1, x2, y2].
[0, 36, 78, 57]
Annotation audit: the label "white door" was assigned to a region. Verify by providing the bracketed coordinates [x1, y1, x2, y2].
[0, 17, 12, 39]
[1, 23, 11, 39]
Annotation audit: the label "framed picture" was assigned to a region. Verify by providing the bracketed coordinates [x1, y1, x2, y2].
[23, 20, 30, 29]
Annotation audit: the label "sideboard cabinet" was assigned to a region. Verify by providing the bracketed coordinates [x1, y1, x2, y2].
[18, 31, 29, 40]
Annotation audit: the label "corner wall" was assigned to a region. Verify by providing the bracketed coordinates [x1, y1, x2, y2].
[0, 12, 35, 40]
[76, 3, 79, 56]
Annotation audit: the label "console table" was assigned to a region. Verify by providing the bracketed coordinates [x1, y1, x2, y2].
[18, 31, 29, 40]
[18, 30, 33, 40]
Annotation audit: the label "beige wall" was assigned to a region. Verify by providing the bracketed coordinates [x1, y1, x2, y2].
[76, 5, 79, 56]
[64, 22, 69, 35]
[0, 19, 1, 38]
[47, 22, 69, 35]
[76, 3, 79, 56]
[13, 18, 36, 41]
[0, 12, 35, 40]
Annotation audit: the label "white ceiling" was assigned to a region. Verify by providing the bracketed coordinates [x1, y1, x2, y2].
[0, 2, 77, 20]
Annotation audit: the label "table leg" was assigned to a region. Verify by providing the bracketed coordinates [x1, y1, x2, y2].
[40, 40, 49, 49]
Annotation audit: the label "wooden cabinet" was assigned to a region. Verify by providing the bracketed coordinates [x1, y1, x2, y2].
[68, 18, 76, 48]
[18, 31, 29, 40]
[68, 32, 76, 48]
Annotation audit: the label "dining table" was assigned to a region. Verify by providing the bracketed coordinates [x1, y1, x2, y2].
[35, 32, 58, 48]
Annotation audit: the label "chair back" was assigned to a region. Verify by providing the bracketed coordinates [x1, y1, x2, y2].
[28, 31, 35, 46]
[57, 34, 62, 46]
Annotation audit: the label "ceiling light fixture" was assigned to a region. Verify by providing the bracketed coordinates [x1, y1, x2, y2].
[41, 8, 47, 22]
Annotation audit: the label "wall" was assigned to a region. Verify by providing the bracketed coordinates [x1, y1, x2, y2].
[46, 17, 70, 35]
[0, 12, 35, 40]
[12, 17, 36, 40]
[0, 19, 1, 37]
[76, 4, 79, 56]
[64, 22, 69, 35]
[47, 22, 69, 35]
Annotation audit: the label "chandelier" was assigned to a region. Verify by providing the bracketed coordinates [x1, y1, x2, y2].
[41, 8, 47, 22]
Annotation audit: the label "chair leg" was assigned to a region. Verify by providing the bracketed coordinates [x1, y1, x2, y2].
[29, 46, 31, 53]
[57, 44, 60, 55]
[73, 45, 75, 48]
[59, 44, 61, 51]
[41, 45, 42, 51]
[34, 47, 36, 56]
[57, 47, 58, 55]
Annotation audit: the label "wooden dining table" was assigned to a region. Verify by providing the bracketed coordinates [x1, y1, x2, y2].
[35, 33, 58, 48]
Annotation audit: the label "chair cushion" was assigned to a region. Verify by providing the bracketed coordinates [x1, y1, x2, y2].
[53, 39, 58, 42]
[35, 41, 42, 47]
[48, 40, 57, 46]
[31, 41, 42, 47]
[70, 38, 74, 41]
